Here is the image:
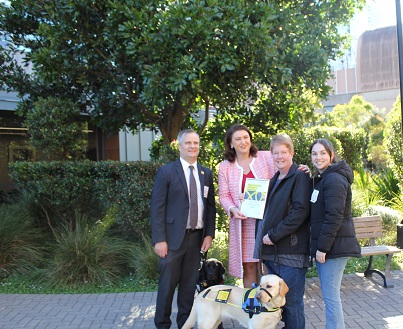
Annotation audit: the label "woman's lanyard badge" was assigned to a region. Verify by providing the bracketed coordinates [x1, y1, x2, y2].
[310, 189, 319, 203]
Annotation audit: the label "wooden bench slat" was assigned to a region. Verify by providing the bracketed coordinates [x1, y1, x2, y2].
[355, 232, 383, 239]
[353, 216, 382, 223]
[354, 223, 382, 229]
[361, 245, 401, 256]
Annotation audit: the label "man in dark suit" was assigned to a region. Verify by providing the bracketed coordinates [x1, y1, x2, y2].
[151, 129, 216, 329]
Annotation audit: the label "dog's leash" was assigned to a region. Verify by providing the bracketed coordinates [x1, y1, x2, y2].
[199, 250, 207, 271]
[196, 251, 208, 293]
[259, 242, 281, 278]
[257, 208, 281, 278]
[272, 244, 281, 277]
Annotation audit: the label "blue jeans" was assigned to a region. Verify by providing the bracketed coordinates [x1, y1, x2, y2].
[316, 257, 349, 329]
[264, 260, 307, 329]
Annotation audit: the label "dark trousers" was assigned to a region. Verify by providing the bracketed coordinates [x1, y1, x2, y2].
[154, 230, 202, 329]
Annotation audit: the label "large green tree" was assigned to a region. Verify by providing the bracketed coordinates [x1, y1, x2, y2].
[0, 0, 364, 143]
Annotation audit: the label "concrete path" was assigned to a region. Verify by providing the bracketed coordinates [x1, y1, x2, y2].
[0, 271, 402, 329]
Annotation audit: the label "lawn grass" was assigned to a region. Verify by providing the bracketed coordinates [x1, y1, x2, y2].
[0, 274, 158, 294]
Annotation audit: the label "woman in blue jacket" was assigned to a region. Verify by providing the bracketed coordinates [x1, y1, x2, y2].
[309, 139, 361, 329]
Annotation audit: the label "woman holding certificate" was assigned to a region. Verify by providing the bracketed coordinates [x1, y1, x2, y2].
[255, 133, 310, 329]
[218, 124, 276, 288]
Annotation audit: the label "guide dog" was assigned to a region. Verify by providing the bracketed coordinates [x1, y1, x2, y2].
[196, 258, 226, 329]
[184, 274, 288, 329]
[197, 258, 226, 293]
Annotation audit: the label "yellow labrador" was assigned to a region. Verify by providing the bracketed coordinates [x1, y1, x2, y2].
[182, 274, 289, 329]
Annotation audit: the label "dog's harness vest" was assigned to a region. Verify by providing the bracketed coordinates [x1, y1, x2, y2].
[201, 283, 280, 319]
[242, 284, 280, 319]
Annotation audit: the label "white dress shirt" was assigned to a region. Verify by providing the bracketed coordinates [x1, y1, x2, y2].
[180, 157, 204, 229]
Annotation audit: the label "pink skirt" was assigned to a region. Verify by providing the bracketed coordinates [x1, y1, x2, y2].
[241, 218, 259, 262]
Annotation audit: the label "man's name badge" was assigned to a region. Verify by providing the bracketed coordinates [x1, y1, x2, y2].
[204, 186, 209, 198]
[311, 189, 319, 203]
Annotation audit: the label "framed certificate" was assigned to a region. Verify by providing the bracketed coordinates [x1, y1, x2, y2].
[240, 178, 269, 219]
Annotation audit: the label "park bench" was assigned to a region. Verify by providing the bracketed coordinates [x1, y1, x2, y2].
[353, 215, 401, 288]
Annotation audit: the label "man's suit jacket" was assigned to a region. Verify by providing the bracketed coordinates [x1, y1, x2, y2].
[151, 159, 216, 250]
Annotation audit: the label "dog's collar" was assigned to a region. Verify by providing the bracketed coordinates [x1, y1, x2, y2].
[197, 280, 209, 293]
[197, 279, 225, 293]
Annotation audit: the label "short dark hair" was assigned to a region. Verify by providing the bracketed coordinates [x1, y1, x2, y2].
[223, 124, 258, 162]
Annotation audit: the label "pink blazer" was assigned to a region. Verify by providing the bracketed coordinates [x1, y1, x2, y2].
[218, 151, 276, 278]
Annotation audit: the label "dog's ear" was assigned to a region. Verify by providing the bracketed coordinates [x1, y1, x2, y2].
[218, 262, 226, 277]
[278, 278, 289, 297]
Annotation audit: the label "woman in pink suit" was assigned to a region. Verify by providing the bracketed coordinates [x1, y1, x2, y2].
[218, 124, 276, 287]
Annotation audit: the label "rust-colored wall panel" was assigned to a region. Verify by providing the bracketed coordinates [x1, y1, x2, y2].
[103, 134, 120, 160]
[357, 26, 399, 92]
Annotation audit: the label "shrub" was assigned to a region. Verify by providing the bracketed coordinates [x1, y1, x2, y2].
[371, 167, 400, 206]
[43, 213, 134, 286]
[129, 235, 159, 282]
[7, 189, 47, 227]
[351, 168, 382, 216]
[0, 203, 45, 278]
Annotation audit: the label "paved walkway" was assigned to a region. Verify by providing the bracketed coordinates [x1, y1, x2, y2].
[0, 271, 402, 329]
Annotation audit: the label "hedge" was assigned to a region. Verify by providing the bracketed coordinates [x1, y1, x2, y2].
[9, 160, 161, 242]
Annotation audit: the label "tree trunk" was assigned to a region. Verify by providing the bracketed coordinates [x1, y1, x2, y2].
[159, 104, 188, 144]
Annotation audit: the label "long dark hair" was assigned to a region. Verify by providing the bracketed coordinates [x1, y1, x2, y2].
[223, 124, 258, 162]
[309, 139, 339, 163]
[309, 139, 340, 177]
